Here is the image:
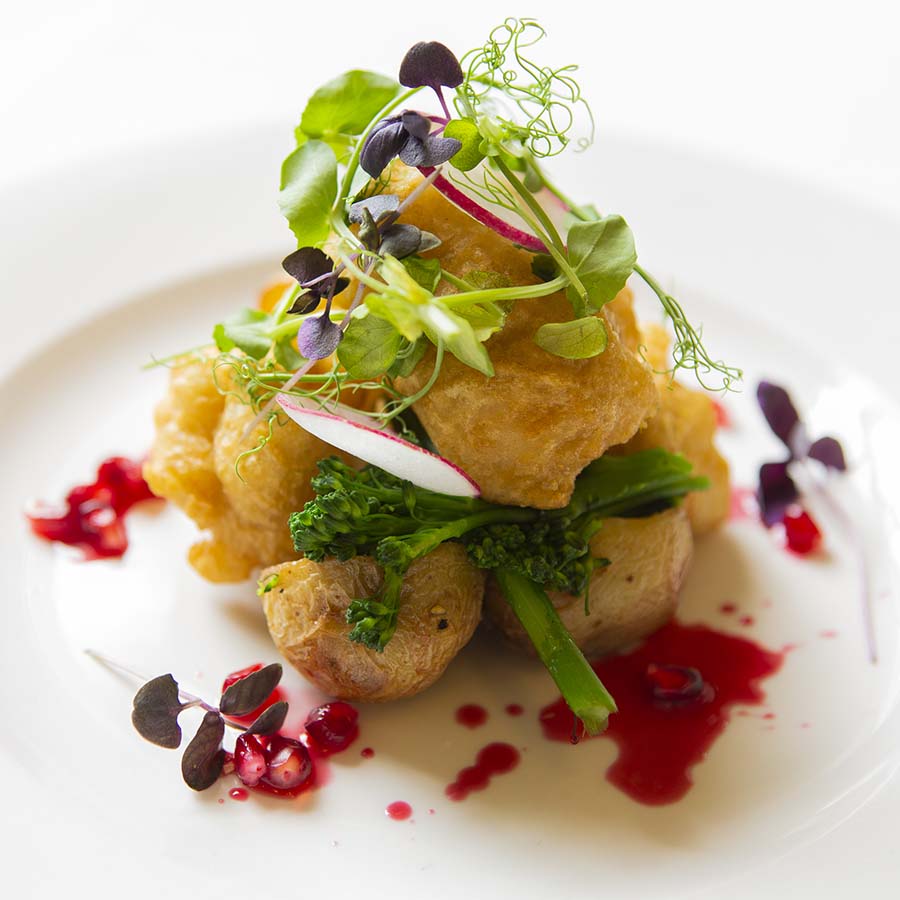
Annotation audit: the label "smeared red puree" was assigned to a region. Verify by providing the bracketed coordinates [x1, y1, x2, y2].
[445, 743, 520, 801]
[27, 456, 158, 559]
[539, 621, 783, 805]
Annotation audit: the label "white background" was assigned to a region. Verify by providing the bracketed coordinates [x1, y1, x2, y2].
[2, 0, 899, 215]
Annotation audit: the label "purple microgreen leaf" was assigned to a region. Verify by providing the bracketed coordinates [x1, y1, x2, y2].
[757, 381, 802, 452]
[245, 701, 289, 736]
[181, 710, 226, 791]
[808, 436, 847, 471]
[357, 207, 381, 252]
[219, 662, 283, 717]
[287, 292, 320, 315]
[360, 117, 407, 178]
[417, 230, 441, 253]
[400, 110, 432, 141]
[398, 41, 464, 92]
[758, 461, 799, 527]
[297, 314, 344, 360]
[348, 193, 400, 224]
[283, 247, 334, 293]
[378, 223, 427, 259]
[131, 674, 185, 749]
[398, 133, 461, 168]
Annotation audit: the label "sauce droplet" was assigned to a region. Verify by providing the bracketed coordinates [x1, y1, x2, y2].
[385, 801, 412, 820]
[455, 704, 488, 728]
[539, 621, 783, 806]
[229, 788, 249, 801]
[505, 703, 524, 717]
[445, 743, 520, 801]
[360, 747, 375, 759]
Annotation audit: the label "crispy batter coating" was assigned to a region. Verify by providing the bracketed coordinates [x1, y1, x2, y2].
[260, 543, 484, 701]
[619, 324, 730, 534]
[144, 357, 341, 582]
[485, 508, 693, 658]
[385, 167, 658, 509]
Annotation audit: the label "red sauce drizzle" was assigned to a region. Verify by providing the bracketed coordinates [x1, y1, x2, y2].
[27, 456, 157, 559]
[539, 621, 783, 806]
[445, 743, 520, 801]
[455, 704, 488, 728]
[385, 801, 412, 820]
[505, 703, 524, 717]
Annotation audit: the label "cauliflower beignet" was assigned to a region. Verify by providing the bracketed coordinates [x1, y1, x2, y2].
[144, 357, 341, 582]
[485, 508, 693, 658]
[387, 167, 658, 509]
[260, 543, 484, 701]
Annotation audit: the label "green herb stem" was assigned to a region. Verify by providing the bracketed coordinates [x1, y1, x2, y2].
[494, 568, 616, 735]
[442, 274, 568, 307]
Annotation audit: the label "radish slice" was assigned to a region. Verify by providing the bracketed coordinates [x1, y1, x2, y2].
[277, 395, 480, 497]
[421, 164, 552, 253]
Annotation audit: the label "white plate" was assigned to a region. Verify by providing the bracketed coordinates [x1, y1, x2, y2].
[2, 128, 900, 898]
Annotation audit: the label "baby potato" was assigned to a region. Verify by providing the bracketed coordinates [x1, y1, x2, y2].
[260, 542, 484, 701]
[144, 356, 342, 582]
[620, 324, 730, 535]
[386, 167, 658, 510]
[485, 508, 693, 658]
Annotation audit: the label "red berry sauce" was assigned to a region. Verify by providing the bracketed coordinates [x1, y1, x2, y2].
[360, 747, 375, 759]
[229, 788, 249, 802]
[221, 664, 286, 727]
[539, 621, 783, 806]
[385, 801, 412, 821]
[455, 704, 488, 729]
[27, 456, 157, 560]
[445, 743, 521, 802]
[782, 508, 822, 555]
[505, 703, 524, 717]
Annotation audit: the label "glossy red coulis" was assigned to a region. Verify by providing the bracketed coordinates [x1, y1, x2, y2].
[455, 704, 488, 728]
[782, 508, 822, 555]
[229, 788, 249, 802]
[385, 801, 412, 820]
[27, 456, 157, 559]
[360, 747, 375, 759]
[539, 621, 783, 805]
[445, 743, 520, 802]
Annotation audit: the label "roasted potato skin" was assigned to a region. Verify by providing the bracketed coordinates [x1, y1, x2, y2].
[261, 543, 484, 701]
[485, 508, 693, 658]
[386, 167, 657, 510]
[144, 357, 341, 582]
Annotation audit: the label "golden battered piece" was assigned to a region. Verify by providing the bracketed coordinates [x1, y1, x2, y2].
[260, 543, 484, 701]
[144, 356, 340, 582]
[485, 508, 693, 658]
[383, 167, 658, 509]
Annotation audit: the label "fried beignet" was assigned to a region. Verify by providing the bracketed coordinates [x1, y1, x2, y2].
[385, 167, 658, 509]
[485, 508, 693, 658]
[260, 543, 484, 701]
[144, 357, 339, 582]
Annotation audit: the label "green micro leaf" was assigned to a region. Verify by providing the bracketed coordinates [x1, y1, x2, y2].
[213, 308, 273, 360]
[387, 337, 427, 378]
[565, 215, 636, 313]
[279, 140, 338, 246]
[452, 301, 507, 342]
[299, 71, 401, 141]
[401, 255, 442, 292]
[418, 303, 494, 376]
[534, 316, 608, 359]
[338, 311, 403, 379]
[444, 118, 486, 172]
[273, 335, 304, 371]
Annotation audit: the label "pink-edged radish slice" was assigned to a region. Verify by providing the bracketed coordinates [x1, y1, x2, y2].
[419, 164, 570, 253]
[276, 394, 480, 497]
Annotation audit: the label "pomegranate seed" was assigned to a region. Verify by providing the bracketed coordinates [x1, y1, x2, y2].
[645, 663, 712, 707]
[304, 702, 359, 754]
[782, 508, 822, 555]
[262, 736, 313, 792]
[234, 734, 268, 788]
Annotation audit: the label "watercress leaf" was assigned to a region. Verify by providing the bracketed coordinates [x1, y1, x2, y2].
[131, 674, 184, 749]
[181, 710, 226, 791]
[273, 335, 303, 371]
[219, 662, 283, 716]
[387, 337, 427, 377]
[300, 71, 401, 140]
[279, 140, 338, 246]
[297, 315, 343, 360]
[363, 294, 424, 342]
[400, 255, 441, 291]
[245, 701, 290, 736]
[419, 302, 494, 376]
[349, 193, 400, 224]
[338, 313, 402, 378]
[534, 316, 608, 359]
[399, 41, 464, 91]
[213, 308, 273, 359]
[566, 215, 636, 312]
[444, 118, 486, 171]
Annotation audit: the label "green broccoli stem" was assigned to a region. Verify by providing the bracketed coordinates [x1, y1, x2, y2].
[494, 567, 616, 735]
